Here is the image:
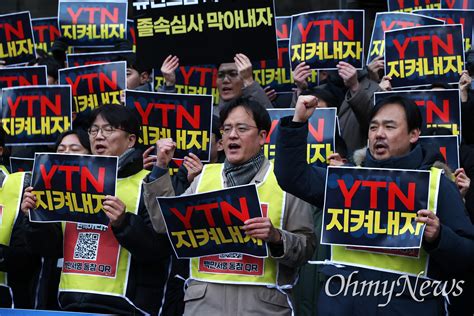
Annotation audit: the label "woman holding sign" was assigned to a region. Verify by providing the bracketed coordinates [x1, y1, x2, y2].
[22, 105, 171, 315]
[23, 129, 91, 310]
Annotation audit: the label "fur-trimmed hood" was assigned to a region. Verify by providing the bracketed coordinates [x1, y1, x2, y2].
[351, 143, 453, 178]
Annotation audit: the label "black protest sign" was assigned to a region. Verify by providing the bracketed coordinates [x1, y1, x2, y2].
[58, 0, 128, 47]
[10, 157, 34, 173]
[157, 184, 267, 259]
[127, 19, 136, 52]
[384, 24, 464, 88]
[32, 17, 61, 53]
[125, 90, 213, 161]
[290, 10, 365, 70]
[0, 65, 47, 90]
[273, 92, 294, 108]
[1, 86, 72, 146]
[414, 9, 474, 51]
[59, 61, 126, 113]
[253, 40, 318, 93]
[153, 64, 219, 105]
[419, 135, 460, 170]
[30, 153, 118, 225]
[442, 0, 474, 8]
[132, 0, 277, 67]
[168, 159, 183, 176]
[0, 12, 36, 65]
[322, 166, 432, 249]
[266, 108, 336, 166]
[66, 50, 134, 67]
[387, 0, 441, 12]
[367, 12, 444, 65]
[374, 89, 461, 137]
[276, 16, 291, 40]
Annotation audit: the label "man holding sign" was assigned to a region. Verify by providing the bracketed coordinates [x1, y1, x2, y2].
[21, 105, 171, 315]
[275, 95, 474, 314]
[143, 98, 315, 315]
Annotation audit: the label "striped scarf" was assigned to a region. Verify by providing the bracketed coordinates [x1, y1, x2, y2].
[223, 150, 265, 187]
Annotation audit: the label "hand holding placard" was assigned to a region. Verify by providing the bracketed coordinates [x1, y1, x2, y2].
[103, 195, 127, 228]
[293, 62, 311, 92]
[415, 209, 440, 243]
[20, 186, 36, 216]
[243, 217, 282, 244]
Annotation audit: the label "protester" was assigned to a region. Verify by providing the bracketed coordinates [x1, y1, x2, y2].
[159, 53, 273, 113]
[454, 143, 474, 316]
[142, 98, 315, 315]
[275, 94, 474, 315]
[27, 49, 62, 85]
[110, 44, 152, 91]
[292, 61, 382, 154]
[54, 129, 91, 154]
[27, 129, 91, 310]
[124, 55, 152, 91]
[0, 126, 40, 309]
[4, 2, 474, 315]
[21, 105, 171, 315]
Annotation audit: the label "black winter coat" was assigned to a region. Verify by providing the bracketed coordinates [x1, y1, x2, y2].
[274, 117, 474, 315]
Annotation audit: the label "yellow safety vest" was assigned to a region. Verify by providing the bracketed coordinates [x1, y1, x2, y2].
[0, 172, 24, 287]
[330, 167, 442, 277]
[0, 165, 9, 175]
[190, 162, 286, 286]
[59, 169, 149, 298]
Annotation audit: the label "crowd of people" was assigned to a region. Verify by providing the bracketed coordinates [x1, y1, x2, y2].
[1, 5, 474, 316]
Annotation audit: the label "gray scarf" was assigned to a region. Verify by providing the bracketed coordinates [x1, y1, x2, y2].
[118, 147, 135, 170]
[223, 150, 265, 187]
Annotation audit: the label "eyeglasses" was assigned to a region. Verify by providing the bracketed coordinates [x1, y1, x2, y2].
[220, 124, 258, 136]
[217, 70, 239, 80]
[88, 125, 125, 138]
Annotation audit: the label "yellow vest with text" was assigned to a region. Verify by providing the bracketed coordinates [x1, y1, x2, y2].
[190, 162, 286, 286]
[59, 169, 149, 297]
[0, 172, 24, 287]
[331, 167, 442, 277]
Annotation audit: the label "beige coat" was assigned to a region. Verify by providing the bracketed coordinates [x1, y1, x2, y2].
[143, 159, 316, 316]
